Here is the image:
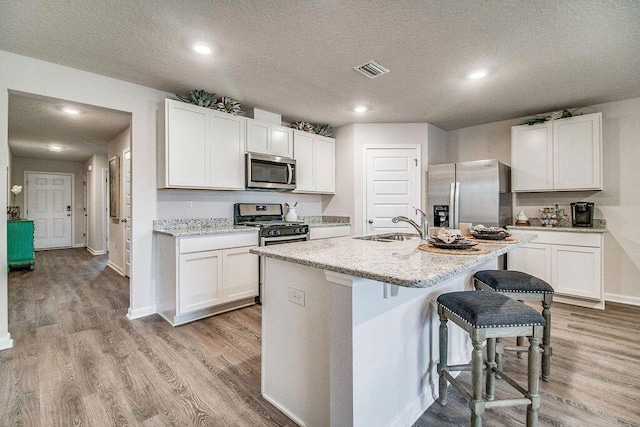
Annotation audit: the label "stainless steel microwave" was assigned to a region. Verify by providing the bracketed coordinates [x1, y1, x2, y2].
[246, 152, 296, 191]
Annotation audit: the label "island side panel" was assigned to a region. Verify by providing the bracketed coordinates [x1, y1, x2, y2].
[349, 260, 496, 427]
[261, 258, 330, 426]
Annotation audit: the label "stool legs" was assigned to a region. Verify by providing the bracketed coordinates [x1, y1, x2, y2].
[541, 294, 553, 382]
[485, 338, 496, 401]
[527, 326, 543, 426]
[437, 310, 449, 405]
[471, 340, 485, 426]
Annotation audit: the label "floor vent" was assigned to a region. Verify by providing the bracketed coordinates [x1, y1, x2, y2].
[354, 61, 389, 79]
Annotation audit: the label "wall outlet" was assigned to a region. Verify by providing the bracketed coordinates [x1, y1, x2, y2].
[288, 287, 305, 307]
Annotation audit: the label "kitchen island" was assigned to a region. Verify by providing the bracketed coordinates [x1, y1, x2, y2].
[251, 233, 535, 427]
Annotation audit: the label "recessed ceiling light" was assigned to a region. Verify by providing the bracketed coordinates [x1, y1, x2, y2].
[62, 107, 80, 115]
[354, 105, 368, 113]
[49, 145, 63, 152]
[193, 44, 212, 55]
[468, 70, 488, 80]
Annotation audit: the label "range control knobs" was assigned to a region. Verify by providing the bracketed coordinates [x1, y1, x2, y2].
[269, 229, 281, 236]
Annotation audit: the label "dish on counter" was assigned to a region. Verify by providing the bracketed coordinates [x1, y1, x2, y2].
[427, 236, 478, 250]
[469, 225, 511, 240]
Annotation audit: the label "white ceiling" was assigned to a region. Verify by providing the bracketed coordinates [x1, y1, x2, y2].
[1, 0, 639, 132]
[8, 92, 131, 162]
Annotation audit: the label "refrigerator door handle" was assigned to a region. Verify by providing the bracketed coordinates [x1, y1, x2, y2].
[449, 183, 456, 228]
[454, 182, 460, 229]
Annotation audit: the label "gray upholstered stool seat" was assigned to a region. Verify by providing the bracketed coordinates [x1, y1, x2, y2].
[474, 270, 554, 381]
[437, 291, 545, 427]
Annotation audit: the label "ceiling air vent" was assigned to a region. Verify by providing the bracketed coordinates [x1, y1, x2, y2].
[354, 60, 389, 79]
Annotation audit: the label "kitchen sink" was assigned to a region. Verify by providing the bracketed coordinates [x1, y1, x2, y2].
[354, 233, 420, 242]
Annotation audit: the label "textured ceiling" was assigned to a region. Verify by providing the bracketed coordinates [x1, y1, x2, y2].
[8, 92, 131, 162]
[1, 0, 639, 131]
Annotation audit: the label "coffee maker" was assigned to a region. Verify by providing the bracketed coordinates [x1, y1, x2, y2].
[570, 202, 594, 227]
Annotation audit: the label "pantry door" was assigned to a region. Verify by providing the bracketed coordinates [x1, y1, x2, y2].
[364, 146, 421, 235]
[26, 172, 73, 249]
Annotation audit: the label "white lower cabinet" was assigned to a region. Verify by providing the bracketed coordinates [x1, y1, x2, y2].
[178, 250, 223, 314]
[508, 230, 604, 309]
[157, 231, 259, 325]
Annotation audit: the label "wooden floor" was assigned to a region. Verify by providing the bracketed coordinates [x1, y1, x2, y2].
[1, 248, 294, 426]
[2, 248, 639, 426]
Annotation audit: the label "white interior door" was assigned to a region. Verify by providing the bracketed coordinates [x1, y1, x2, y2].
[124, 149, 131, 277]
[26, 172, 73, 249]
[365, 147, 421, 234]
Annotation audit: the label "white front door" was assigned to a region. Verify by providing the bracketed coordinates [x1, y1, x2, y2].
[364, 147, 421, 234]
[26, 172, 73, 249]
[124, 149, 131, 277]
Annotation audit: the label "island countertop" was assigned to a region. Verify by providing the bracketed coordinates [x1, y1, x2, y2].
[251, 232, 536, 288]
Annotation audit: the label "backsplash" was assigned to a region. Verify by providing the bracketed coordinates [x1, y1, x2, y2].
[155, 189, 324, 220]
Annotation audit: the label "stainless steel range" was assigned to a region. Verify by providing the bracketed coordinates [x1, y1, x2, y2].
[234, 203, 309, 245]
[234, 203, 309, 303]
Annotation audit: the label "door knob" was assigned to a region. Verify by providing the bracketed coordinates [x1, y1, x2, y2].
[368, 219, 374, 224]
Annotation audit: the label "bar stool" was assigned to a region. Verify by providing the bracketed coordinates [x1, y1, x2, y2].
[437, 291, 545, 427]
[473, 270, 554, 381]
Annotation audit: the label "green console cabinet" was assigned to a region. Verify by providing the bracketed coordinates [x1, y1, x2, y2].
[7, 220, 35, 271]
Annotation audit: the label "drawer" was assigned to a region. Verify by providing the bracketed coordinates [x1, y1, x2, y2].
[526, 230, 602, 247]
[179, 232, 258, 254]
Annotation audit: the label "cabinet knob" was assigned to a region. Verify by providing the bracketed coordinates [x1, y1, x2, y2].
[368, 219, 373, 224]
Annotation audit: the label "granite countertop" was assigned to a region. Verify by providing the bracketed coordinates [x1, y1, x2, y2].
[250, 232, 536, 289]
[507, 218, 606, 233]
[153, 216, 351, 237]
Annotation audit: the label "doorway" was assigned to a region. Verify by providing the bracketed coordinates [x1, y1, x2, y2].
[363, 146, 422, 235]
[24, 172, 73, 249]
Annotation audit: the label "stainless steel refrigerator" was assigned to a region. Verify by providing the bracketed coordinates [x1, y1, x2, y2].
[427, 159, 512, 228]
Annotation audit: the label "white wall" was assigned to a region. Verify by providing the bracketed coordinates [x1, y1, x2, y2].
[0, 50, 169, 350]
[324, 123, 434, 234]
[107, 126, 131, 274]
[84, 154, 108, 254]
[11, 157, 85, 247]
[445, 98, 640, 303]
[426, 123, 448, 166]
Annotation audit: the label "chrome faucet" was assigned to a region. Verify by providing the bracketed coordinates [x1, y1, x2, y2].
[392, 207, 429, 240]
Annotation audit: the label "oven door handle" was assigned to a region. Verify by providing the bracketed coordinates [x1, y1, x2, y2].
[261, 234, 309, 245]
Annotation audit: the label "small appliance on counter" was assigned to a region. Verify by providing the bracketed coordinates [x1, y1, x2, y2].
[571, 202, 595, 227]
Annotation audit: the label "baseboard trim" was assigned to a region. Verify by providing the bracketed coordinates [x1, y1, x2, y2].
[73, 243, 85, 248]
[604, 293, 640, 307]
[0, 333, 14, 351]
[127, 305, 157, 320]
[107, 261, 125, 276]
[87, 247, 106, 256]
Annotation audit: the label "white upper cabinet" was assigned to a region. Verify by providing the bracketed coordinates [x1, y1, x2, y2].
[158, 99, 246, 190]
[293, 131, 315, 192]
[511, 112, 602, 192]
[210, 110, 246, 190]
[162, 100, 211, 188]
[293, 130, 335, 194]
[246, 119, 293, 158]
[553, 114, 602, 190]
